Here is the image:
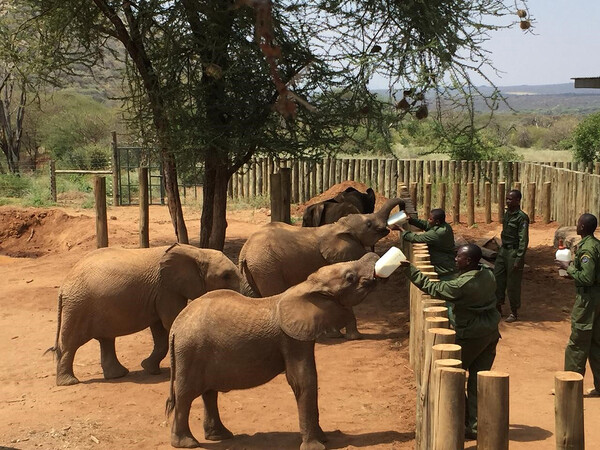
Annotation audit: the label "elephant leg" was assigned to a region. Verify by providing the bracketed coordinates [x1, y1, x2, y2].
[141, 321, 168, 375]
[56, 348, 80, 386]
[98, 337, 129, 380]
[171, 391, 201, 448]
[202, 390, 233, 441]
[284, 341, 326, 450]
[343, 307, 363, 340]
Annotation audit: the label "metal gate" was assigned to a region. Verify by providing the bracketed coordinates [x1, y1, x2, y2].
[115, 145, 165, 206]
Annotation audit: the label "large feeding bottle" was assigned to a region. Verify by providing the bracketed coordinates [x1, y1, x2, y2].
[375, 246, 407, 278]
[387, 210, 408, 227]
[555, 239, 571, 277]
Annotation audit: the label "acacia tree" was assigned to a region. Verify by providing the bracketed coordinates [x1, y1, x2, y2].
[19, 0, 529, 249]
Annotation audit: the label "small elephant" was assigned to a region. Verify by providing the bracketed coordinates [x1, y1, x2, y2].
[302, 187, 376, 227]
[240, 197, 404, 338]
[46, 243, 241, 386]
[166, 253, 381, 450]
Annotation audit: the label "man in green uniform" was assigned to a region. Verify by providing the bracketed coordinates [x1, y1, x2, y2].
[556, 213, 600, 396]
[495, 189, 529, 323]
[398, 208, 457, 280]
[404, 244, 501, 439]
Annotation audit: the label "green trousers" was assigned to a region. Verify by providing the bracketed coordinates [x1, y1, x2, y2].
[459, 330, 500, 434]
[494, 246, 523, 313]
[565, 292, 600, 391]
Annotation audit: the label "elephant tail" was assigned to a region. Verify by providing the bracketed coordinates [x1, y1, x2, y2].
[44, 293, 63, 360]
[239, 258, 261, 298]
[165, 333, 176, 418]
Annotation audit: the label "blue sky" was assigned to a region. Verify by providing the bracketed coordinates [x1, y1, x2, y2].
[475, 0, 600, 86]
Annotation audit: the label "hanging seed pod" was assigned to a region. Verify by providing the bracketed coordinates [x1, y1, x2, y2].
[517, 9, 527, 18]
[370, 44, 382, 53]
[415, 105, 428, 120]
[520, 20, 531, 30]
[396, 98, 411, 110]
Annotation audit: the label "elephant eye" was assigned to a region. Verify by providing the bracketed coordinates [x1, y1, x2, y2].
[366, 220, 372, 228]
[345, 272, 357, 284]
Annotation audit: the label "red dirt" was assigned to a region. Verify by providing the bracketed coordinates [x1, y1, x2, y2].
[1, 200, 599, 449]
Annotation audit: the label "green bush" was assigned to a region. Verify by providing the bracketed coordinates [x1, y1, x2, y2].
[0, 174, 32, 197]
[573, 112, 600, 162]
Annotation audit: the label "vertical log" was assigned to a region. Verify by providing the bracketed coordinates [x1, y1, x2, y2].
[477, 371, 510, 450]
[492, 161, 498, 203]
[138, 168, 149, 248]
[50, 160, 57, 202]
[438, 182, 447, 212]
[323, 158, 330, 190]
[316, 161, 323, 194]
[485, 182, 492, 224]
[544, 181, 551, 224]
[554, 371, 584, 450]
[452, 182, 460, 224]
[280, 167, 291, 224]
[94, 176, 108, 248]
[467, 182, 475, 226]
[432, 368, 466, 450]
[498, 182, 506, 223]
[410, 182, 418, 212]
[292, 160, 299, 203]
[474, 161, 481, 206]
[111, 131, 120, 206]
[270, 172, 283, 222]
[528, 181, 536, 223]
[424, 182, 432, 218]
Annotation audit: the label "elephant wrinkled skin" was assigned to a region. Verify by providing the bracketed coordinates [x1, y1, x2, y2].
[46, 243, 241, 386]
[166, 253, 381, 450]
[239, 197, 404, 338]
[302, 187, 376, 227]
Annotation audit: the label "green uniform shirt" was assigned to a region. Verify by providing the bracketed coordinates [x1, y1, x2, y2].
[403, 218, 457, 277]
[500, 209, 529, 264]
[408, 264, 500, 339]
[567, 235, 600, 289]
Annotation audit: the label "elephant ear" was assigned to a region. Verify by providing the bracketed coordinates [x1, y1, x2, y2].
[159, 244, 205, 299]
[365, 188, 376, 213]
[302, 203, 325, 227]
[277, 293, 352, 341]
[319, 231, 366, 263]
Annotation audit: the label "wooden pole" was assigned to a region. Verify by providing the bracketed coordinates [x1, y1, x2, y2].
[432, 368, 466, 450]
[477, 371, 510, 450]
[544, 181, 552, 224]
[280, 167, 292, 224]
[485, 182, 492, 224]
[138, 167, 149, 248]
[497, 182, 506, 223]
[467, 182, 474, 226]
[452, 182, 460, 224]
[428, 359, 463, 449]
[410, 182, 418, 212]
[270, 172, 282, 222]
[432, 343, 462, 362]
[424, 182, 432, 218]
[94, 176, 108, 248]
[438, 182, 446, 212]
[554, 371, 584, 450]
[528, 181, 536, 223]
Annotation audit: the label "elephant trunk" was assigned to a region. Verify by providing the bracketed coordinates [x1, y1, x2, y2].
[376, 198, 406, 220]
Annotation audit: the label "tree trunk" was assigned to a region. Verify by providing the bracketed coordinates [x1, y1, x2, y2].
[161, 150, 189, 244]
[200, 152, 231, 250]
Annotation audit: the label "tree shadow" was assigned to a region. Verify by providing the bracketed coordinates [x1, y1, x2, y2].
[82, 368, 169, 386]
[198, 429, 413, 449]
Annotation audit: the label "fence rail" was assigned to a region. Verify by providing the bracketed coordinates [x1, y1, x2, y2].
[228, 157, 600, 226]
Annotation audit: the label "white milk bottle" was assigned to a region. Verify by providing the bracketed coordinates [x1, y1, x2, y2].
[555, 239, 571, 277]
[375, 246, 407, 278]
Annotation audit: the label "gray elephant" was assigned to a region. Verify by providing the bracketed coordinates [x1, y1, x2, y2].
[239, 197, 404, 338]
[46, 243, 241, 386]
[166, 253, 381, 450]
[302, 187, 376, 227]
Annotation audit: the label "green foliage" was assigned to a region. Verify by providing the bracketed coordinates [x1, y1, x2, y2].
[573, 112, 600, 163]
[23, 177, 53, 207]
[0, 174, 31, 197]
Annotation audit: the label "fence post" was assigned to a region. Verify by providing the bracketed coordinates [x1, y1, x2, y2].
[280, 167, 291, 224]
[410, 182, 418, 212]
[94, 176, 108, 248]
[139, 167, 149, 248]
[111, 131, 120, 207]
[544, 181, 552, 224]
[485, 182, 492, 224]
[554, 371, 584, 450]
[467, 182, 474, 226]
[432, 368, 466, 450]
[528, 182, 536, 223]
[498, 182, 506, 223]
[50, 160, 57, 202]
[452, 182, 460, 224]
[478, 371, 510, 450]
[270, 172, 282, 222]
[424, 182, 432, 218]
[438, 182, 446, 212]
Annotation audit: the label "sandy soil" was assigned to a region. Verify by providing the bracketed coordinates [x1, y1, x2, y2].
[0, 197, 598, 449]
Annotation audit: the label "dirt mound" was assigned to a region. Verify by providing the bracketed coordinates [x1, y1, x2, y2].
[0, 207, 96, 257]
[294, 181, 392, 216]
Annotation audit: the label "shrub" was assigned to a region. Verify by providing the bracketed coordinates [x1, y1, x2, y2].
[0, 174, 31, 197]
[573, 112, 600, 162]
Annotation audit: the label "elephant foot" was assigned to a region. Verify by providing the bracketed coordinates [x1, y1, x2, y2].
[317, 427, 328, 443]
[205, 425, 234, 441]
[171, 432, 201, 448]
[300, 439, 326, 450]
[344, 330, 364, 340]
[322, 329, 344, 339]
[103, 364, 129, 380]
[56, 373, 80, 386]
[141, 358, 162, 375]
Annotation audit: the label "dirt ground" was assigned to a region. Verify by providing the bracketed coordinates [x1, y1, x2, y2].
[1, 196, 599, 449]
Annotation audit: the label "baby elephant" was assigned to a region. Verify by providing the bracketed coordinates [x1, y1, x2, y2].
[166, 253, 380, 450]
[46, 243, 241, 386]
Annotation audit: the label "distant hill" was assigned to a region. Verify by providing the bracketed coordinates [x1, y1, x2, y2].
[374, 83, 600, 115]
